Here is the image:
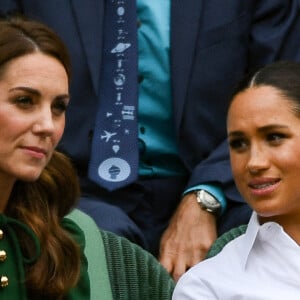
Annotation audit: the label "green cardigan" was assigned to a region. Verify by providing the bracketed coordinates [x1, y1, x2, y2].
[0, 214, 89, 299]
[68, 209, 175, 300]
[0, 211, 175, 299]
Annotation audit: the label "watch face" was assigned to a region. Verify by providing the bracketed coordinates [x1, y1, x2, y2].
[203, 192, 220, 208]
[197, 190, 221, 213]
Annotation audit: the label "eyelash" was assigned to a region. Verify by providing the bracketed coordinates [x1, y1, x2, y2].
[13, 96, 68, 115]
[52, 100, 68, 115]
[266, 133, 286, 142]
[229, 133, 287, 151]
[13, 96, 33, 107]
[229, 139, 247, 151]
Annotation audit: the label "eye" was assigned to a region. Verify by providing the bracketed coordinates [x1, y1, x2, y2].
[228, 138, 248, 152]
[266, 133, 286, 144]
[52, 99, 68, 116]
[13, 96, 34, 108]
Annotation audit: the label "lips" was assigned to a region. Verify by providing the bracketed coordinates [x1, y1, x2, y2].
[247, 178, 281, 197]
[23, 146, 47, 155]
[249, 178, 280, 189]
[20, 146, 48, 159]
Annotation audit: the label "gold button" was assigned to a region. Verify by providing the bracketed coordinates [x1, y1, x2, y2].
[0, 229, 3, 240]
[0, 276, 8, 288]
[0, 250, 6, 262]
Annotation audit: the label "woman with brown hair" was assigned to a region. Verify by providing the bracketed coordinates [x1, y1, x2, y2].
[0, 16, 88, 299]
[0, 16, 175, 300]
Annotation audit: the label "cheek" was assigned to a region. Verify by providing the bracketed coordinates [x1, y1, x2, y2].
[0, 117, 26, 142]
[279, 156, 300, 182]
[52, 119, 65, 146]
[230, 153, 244, 175]
[271, 145, 300, 178]
[230, 154, 246, 186]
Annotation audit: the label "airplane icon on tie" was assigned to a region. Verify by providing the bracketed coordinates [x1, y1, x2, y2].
[101, 130, 117, 142]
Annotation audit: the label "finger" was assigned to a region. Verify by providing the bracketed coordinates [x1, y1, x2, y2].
[172, 256, 189, 282]
[160, 254, 174, 274]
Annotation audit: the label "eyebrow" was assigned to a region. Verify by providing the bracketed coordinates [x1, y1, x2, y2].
[228, 124, 289, 137]
[9, 86, 70, 101]
[9, 86, 41, 96]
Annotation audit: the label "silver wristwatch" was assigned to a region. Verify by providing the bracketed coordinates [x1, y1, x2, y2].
[195, 190, 221, 215]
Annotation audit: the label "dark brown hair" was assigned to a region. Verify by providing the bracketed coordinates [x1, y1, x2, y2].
[0, 16, 81, 299]
[229, 61, 300, 117]
[0, 15, 70, 79]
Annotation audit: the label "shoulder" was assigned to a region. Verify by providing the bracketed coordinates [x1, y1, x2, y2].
[64, 209, 175, 299]
[101, 229, 175, 299]
[174, 229, 247, 299]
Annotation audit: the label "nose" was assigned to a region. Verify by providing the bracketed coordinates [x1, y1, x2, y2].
[247, 143, 269, 174]
[32, 107, 55, 137]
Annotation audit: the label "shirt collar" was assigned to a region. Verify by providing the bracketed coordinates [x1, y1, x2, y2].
[239, 212, 260, 269]
[240, 212, 288, 269]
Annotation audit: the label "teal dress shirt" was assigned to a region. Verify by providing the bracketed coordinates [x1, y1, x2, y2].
[137, 0, 226, 210]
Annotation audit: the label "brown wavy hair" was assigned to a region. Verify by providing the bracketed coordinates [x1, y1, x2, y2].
[0, 16, 81, 298]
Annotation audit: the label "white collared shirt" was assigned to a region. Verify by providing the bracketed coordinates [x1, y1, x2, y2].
[173, 212, 300, 299]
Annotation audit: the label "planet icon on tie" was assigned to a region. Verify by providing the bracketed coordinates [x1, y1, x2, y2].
[111, 43, 131, 53]
[117, 7, 125, 16]
[114, 74, 126, 86]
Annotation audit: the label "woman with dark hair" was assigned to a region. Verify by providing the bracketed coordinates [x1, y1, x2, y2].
[0, 16, 88, 299]
[0, 16, 175, 300]
[173, 61, 300, 299]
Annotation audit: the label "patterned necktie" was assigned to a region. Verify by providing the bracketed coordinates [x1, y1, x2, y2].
[88, 0, 138, 191]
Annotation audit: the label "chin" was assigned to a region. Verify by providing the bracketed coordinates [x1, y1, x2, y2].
[255, 207, 281, 220]
[17, 170, 43, 182]
[257, 212, 276, 218]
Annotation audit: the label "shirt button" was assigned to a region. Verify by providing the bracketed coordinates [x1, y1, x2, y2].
[138, 75, 144, 83]
[137, 19, 142, 28]
[140, 126, 146, 134]
[0, 250, 6, 262]
[146, 160, 152, 166]
[0, 276, 8, 288]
